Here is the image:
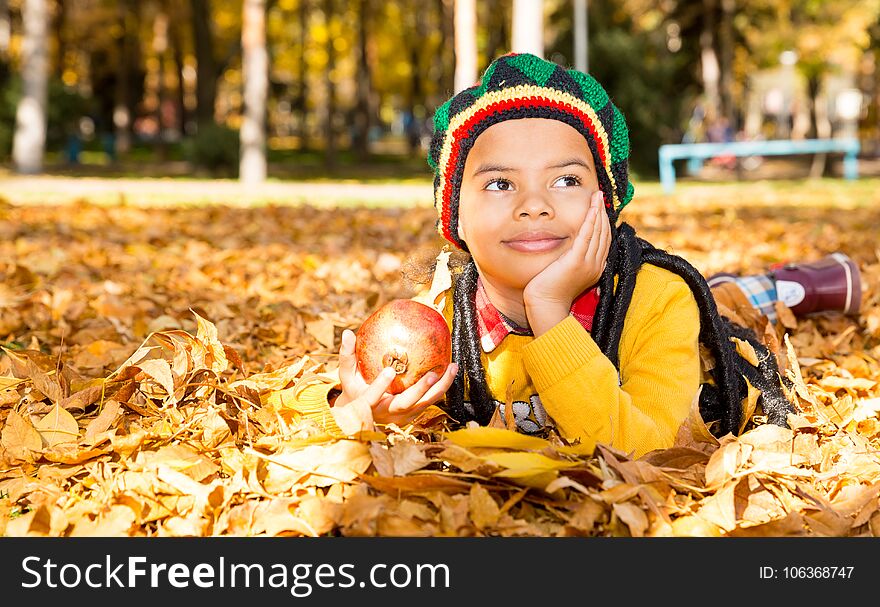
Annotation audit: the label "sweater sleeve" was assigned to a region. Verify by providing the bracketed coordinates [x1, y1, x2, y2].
[521, 270, 701, 458]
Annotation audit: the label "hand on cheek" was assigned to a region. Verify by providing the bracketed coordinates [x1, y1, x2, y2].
[523, 190, 612, 336]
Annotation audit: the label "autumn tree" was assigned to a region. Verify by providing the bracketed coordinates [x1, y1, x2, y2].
[454, 0, 477, 93]
[241, 0, 268, 183]
[12, 0, 48, 174]
[512, 0, 542, 57]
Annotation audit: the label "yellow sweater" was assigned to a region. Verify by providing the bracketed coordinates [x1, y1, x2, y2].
[439, 263, 701, 458]
[299, 263, 701, 459]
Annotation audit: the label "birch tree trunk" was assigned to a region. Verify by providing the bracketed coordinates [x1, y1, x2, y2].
[573, 0, 587, 73]
[12, 0, 49, 174]
[511, 0, 542, 57]
[240, 0, 268, 183]
[454, 0, 477, 94]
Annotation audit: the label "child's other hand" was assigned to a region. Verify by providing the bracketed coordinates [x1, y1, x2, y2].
[523, 190, 611, 336]
[332, 329, 458, 426]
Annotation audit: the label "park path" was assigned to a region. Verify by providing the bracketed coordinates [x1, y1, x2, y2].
[0, 175, 435, 208]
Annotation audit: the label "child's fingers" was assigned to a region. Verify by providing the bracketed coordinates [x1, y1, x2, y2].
[415, 362, 459, 407]
[571, 193, 599, 258]
[390, 362, 458, 413]
[593, 215, 611, 272]
[586, 193, 609, 262]
[337, 329, 358, 388]
[358, 366, 397, 407]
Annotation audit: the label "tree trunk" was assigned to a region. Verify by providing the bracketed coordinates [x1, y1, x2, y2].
[240, 0, 268, 183]
[351, 0, 372, 160]
[0, 0, 10, 87]
[573, 0, 588, 73]
[192, 0, 218, 131]
[868, 20, 880, 157]
[114, 0, 138, 155]
[152, 4, 169, 161]
[454, 0, 477, 94]
[12, 0, 49, 174]
[53, 0, 65, 80]
[807, 74, 831, 178]
[170, 14, 189, 136]
[405, 1, 425, 154]
[700, 0, 720, 121]
[0, 0, 9, 56]
[484, 0, 508, 65]
[322, 0, 336, 169]
[719, 0, 734, 128]
[296, 0, 309, 151]
[437, 0, 455, 101]
[511, 0, 542, 57]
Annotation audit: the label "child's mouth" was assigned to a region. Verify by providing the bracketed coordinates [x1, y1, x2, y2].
[503, 233, 567, 253]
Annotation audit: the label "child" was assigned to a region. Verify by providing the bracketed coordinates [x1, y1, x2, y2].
[329, 52, 862, 458]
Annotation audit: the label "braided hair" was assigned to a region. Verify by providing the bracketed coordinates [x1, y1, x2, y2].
[427, 52, 796, 438]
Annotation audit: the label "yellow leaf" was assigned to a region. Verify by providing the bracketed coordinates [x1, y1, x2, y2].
[468, 483, 500, 530]
[34, 403, 80, 447]
[260, 440, 372, 492]
[484, 451, 578, 473]
[731, 336, 760, 367]
[305, 317, 337, 349]
[412, 247, 452, 314]
[136, 358, 176, 401]
[670, 516, 722, 537]
[192, 309, 228, 373]
[695, 480, 739, 532]
[739, 377, 761, 435]
[332, 400, 374, 436]
[443, 426, 551, 451]
[613, 502, 648, 537]
[1, 409, 43, 457]
[369, 440, 429, 477]
[70, 505, 137, 537]
[0, 375, 23, 391]
[84, 400, 122, 441]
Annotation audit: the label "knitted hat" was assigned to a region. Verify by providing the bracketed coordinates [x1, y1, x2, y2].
[427, 52, 634, 251]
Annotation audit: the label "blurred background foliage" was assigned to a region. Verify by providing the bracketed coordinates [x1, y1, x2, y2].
[1, 0, 879, 179]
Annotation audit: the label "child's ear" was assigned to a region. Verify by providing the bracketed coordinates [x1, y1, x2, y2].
[457, 220, 466, 244]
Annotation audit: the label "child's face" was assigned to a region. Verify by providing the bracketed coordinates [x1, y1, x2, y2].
[458, 118, 602, 291]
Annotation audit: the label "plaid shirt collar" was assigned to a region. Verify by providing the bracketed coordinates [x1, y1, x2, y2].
[475, 277, 601, 353]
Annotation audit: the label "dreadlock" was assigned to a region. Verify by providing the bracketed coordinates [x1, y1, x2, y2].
[445, 220, 797, 438]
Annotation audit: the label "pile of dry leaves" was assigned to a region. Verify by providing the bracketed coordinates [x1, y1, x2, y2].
[1, 188, 879, 537]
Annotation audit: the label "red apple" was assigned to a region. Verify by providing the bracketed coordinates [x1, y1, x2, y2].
[355, 299, 452, 394]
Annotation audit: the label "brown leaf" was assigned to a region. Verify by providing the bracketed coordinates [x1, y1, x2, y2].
[84, 400, 122, 441]
[613, 502, 648, 537]
[34, 403, 80, 447]
[360, 473, 473, 495]
[260, 440, 372, 491]
[468, 482, 501, 530]
[0, 409, 43, 460]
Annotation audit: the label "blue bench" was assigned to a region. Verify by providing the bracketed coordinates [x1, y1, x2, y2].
[657, 138, 861, 193]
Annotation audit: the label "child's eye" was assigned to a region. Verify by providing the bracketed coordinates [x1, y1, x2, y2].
[485, 179, 513, 191]
[554, 175, 581, 187]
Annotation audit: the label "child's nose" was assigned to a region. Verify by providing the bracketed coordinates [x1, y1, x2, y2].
[515, 191, 554, 218]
